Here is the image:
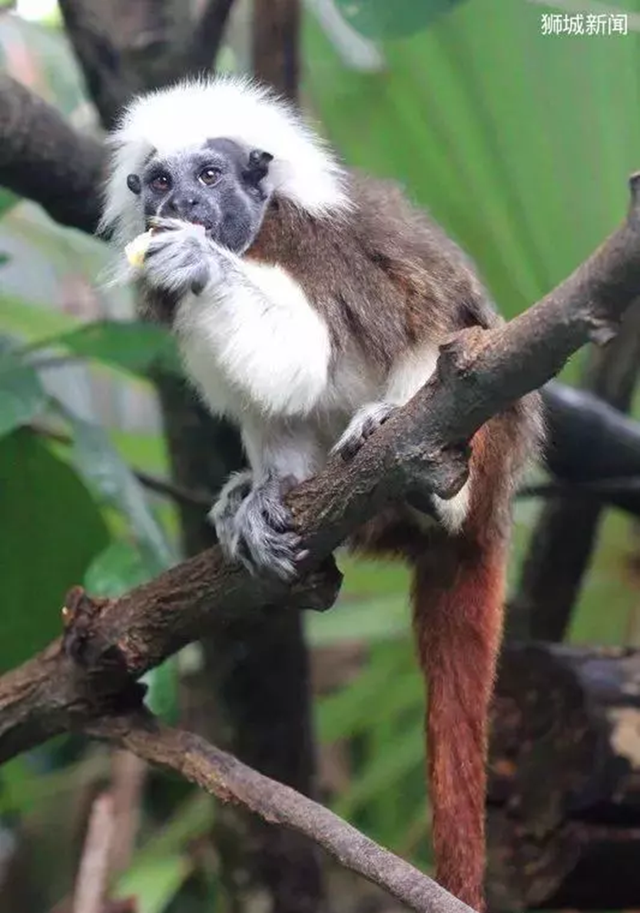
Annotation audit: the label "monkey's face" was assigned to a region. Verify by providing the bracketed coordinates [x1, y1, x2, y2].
[127, 137, 273, 254]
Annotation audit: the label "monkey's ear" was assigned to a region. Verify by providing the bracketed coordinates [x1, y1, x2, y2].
[127, 173, 142, 195]
[243, 149, 273, 187]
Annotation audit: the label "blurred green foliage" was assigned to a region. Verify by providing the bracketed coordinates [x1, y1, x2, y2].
[0, 0, 640, 909]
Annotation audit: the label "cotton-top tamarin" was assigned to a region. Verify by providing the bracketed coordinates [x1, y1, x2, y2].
[100, 76, 543, 911]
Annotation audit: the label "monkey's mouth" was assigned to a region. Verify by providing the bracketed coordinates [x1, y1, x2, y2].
[147, 215, 216, 236]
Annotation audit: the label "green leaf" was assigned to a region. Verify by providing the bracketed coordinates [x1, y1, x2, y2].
[317, 642, 412, 743]
[0, 348, 47, 437]
[0, 188, 18, 220]
[334, 0, 467, 38]
[143, 659, 180, 723]
[61, 407, 176, 574]
[306, 593, 409, 647]
[0, 429, 109, 671]
[115, 794, 215, 913]
[32, 320, 181, 377]
[116, 856, 191, 913]
[334, 721, 424, 817]
[0, 296, 81, 344]
[84, 539, 153, 597]
[0, 16, 87, 117]
[0, 754, 107, 816]
[305, 0, 640, 324]
[84, 538, 179, 720]
[130, 793, 215, 864]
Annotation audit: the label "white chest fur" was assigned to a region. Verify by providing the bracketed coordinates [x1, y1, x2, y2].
[174, 259, 334, 422]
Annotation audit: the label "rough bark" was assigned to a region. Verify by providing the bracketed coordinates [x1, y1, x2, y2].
[488, 642, 640, 911]
[90, 710, 475, 913]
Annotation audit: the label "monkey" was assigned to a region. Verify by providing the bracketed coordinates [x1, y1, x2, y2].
[100, 75, 544, 911]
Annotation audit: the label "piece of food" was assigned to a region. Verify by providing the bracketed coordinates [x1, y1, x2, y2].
[125, 229, 155, 267]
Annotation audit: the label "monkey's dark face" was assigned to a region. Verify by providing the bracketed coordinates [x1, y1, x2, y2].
[128, 137, 273, 254]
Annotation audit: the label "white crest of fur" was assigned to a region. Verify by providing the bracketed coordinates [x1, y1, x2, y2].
[100, 74, 352, 245]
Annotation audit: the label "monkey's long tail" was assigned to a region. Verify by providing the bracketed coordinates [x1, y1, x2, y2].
[411, 531, 506, 912]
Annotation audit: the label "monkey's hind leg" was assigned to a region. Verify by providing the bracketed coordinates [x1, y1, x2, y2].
[209, 471, 306, 581]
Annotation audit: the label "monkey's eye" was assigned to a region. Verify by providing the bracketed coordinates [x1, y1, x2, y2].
[199, 167, 222, 186]
[150, 173, 171, 193]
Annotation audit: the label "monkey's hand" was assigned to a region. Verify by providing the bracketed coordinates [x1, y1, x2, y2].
[142, 218, 229, 297]
[209, 471, 307, 582]
[332, 401, 398, 460]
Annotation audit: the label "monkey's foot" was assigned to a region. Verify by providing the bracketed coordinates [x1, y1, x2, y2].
[209, 472, 305, 582]
[332, 401, 398, 460]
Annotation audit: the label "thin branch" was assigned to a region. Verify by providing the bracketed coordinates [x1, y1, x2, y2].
[72, 792, 116, 913]
[89, 710, 474, 913]
[133, 469, 211, 508]
[108, 750, 147, 876]
[29, 420, 212, 509]
[0, 74, 105, 232]
[518, 477, 640, 501]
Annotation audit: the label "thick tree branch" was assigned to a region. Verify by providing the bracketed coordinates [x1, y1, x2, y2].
[0, 74, 105, 232]
[0, 176, 640, 762]
[89, 710, 472, 913]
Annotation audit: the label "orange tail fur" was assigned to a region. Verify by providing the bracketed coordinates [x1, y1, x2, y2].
[412, 533, 506, 911]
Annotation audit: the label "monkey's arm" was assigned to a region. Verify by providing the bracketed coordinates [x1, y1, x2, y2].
[141, 221, 332, 418]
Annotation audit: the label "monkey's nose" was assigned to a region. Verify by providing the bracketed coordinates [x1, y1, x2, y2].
[167, 196, 200, 216]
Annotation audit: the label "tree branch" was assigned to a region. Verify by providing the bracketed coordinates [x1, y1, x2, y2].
[89, 710, 474, 913]
[510, 298, 640, 640]
[58, 0, 206, 130]
[72, 792, 116, 913]
[0, 74, 105, 232]
[188, 0, 238, 73]
[58, 0, 238, 130]
[0, 174, 639, 759]
[252, 0, 300, 98]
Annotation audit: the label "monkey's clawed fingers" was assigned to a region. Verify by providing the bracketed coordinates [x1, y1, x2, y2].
[332, 401, 398, 461]
[210, 473, 306, 582]
[142, 224, 214, 297]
